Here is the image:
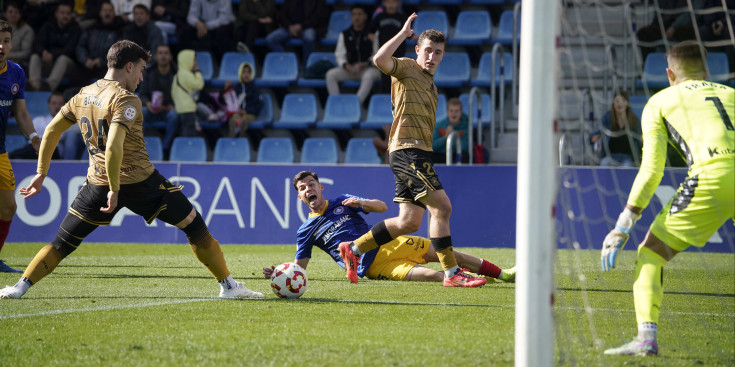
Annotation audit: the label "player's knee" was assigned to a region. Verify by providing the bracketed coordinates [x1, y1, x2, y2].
[397, 216, 422, 233]
[0, 199, 17, 220]
[181, 211, 211, 245]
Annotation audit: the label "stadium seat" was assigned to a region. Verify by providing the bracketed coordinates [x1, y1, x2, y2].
[273, 93, 318, 129]
[195, 51, 214, 82]
[707, 52, 730, 84]
[344, 138, 381, 164]
[250, 93, 274, 129]
[436, 94, 447, 123]
[297, 52, 337, 88]
[5, 134, 26, 153]
[434, 52, 470, 88]
[169, 137, 207, 162]
[472, 52, 513, 87]
[212, 52, 256, 87]
[408, 11, 449, 45]
[459, 93, 492, 126]
[452, 11, 491, 45]
[256, 137, 294, 163]
[256, 52, 299, 87]
[628, 95, 648, 121]
[494, 10, 521, 45]
[24, 91, 52, 118]
[144, 136, 164, 161]
[637, 52, 668, 89]
[213, 137, 251, 162]
[322, 11, 351, 46]
[360, 94, 393, 130]
[317, 94, 361, 129]
[300, 137, 339, 164]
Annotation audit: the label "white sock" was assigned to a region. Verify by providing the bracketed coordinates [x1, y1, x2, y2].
[444, 266, 460, 278]
[14, 277, 32, 293]
[349, 243, 362, 256]
[638, 322, 657, 341]
[218, 275, 236, 290]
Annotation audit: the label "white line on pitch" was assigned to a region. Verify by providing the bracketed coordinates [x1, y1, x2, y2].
[0, 298, 217, 320]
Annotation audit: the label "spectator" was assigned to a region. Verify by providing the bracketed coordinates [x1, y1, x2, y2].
[75, 3, 125, 84]
[636, 0, 704, 61]
[266, 0, 328, 63]
[699, 0, 735, 64]
[589, 91, 642, 167]
[122, 4, 165, 54]
[9, 92, 83, 160]
[28, 3, 81, 91]
[150, 0, 190, 41]
[235, 0, 276, 53]
[326, 5, 380, 105]
[222, 62, 262, 137]
[73, 0, 107, 29]
[139, 44, 178, 153]
[368, 0, 417, 93]
[171, 49, 204, 138]
[181, 0, 235, 62]
[432, 97, 469, 164]
[111, 0, 151, 22]
[4, 1, 33, 70]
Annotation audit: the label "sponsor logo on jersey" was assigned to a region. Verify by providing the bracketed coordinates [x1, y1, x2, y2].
[10, 84, 19, 95]
[123, 106, 137, 120]
[0, 100, 12, 107]
[333, 206, 344, 215]
[323, 215, 350, 242]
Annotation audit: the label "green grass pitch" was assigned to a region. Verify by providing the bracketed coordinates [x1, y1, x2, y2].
[1, 243, 733, 366]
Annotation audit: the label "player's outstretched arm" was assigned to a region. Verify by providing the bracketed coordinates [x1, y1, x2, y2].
[373, 12, 417, 74]
[18, 173, 46, 199]
[342, 197, 387, 213]
[601, 205, 641, 271]
[35, 113, 75, 176]
[263, 258, 310, 278]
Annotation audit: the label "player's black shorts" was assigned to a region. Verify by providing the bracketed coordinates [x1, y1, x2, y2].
[389, 148, 443, 207]
[69, 170, 193, 226]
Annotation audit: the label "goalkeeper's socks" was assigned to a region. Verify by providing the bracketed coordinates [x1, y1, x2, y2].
[638, 322, 657, 341]
[478, 259, 502, 278]
[219, 275, 236, 291]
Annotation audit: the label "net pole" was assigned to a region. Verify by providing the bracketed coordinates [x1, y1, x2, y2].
[515, 0, 558, 366]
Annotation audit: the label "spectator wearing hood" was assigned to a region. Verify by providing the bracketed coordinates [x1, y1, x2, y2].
[222, 62, 262, 137]
[172, 49, 204, 138]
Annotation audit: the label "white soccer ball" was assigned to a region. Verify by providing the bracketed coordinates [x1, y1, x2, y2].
[270, 262, 308, 299]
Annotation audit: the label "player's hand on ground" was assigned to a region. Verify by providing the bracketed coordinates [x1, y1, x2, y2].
[342, 197, 363, 208]
[263, 265, 275, 279]
[101, 191, 119, 213]
[19, 173, 46, 199]
[601, 228, 629, 271]
[403, 12, 417, 38]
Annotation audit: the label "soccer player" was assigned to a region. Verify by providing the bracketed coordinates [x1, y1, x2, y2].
[263, 171, 516, 283]
[600, 41, 734, 356]
[337, 13, 486, 287]
[0, 40, 263, 299]
[0, 20, 41, 273]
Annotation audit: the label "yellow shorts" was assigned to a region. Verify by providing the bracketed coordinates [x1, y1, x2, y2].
[365, 235, 429, 281]
[651, 161, 735, 252]
[0, 153, 15, 191]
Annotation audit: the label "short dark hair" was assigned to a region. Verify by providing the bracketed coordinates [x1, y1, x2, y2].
[107, 40, 151, 69]
[133, 4, 149, 13]
[418, 29, 446, 47]
[350, 4, 367, 14]
[292, 171, 319, 190]
[48, 91, 64, 103]
[0, 20, 12, 36]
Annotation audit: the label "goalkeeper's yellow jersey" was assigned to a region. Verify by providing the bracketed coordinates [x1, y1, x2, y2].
[60, 79, 154, 186]
[628, 79, 735, 209]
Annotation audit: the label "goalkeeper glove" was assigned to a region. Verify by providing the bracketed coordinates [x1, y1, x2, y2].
[601, 208, 641, 271]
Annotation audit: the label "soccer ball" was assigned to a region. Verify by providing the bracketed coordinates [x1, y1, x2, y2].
[270, 262, 308, 299]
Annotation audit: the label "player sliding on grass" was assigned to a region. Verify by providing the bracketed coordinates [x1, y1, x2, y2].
[600, 41, 734, 357]
[338, 13, 486, 287]
[263, 171, 516, 283]
[0, 40, 263, 300]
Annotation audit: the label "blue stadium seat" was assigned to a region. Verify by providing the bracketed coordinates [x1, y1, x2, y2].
[637, 52, 668, 89]
[300, 137, 339, 164]
[344, 138, 381, 164]
[214, 137, 251, 162]
[452, 11, 491, 46]
[298, 52, 337, 88]
[256, 52, 299, 87]
[212, 52, 256, 87]
[257, 137, 294, 163]
[250, 93, 274, 129]
[5, 134, 26, 153]
[408, 11, 449, 45]
[169, 137, 207, 162]
[628, 95, 648, 121]
[322, 11, 351, 46]
[434, 52, 470, 88]
[494, 10, 521, 45]
[144, 136, 164, 161]
[273, 93, 318, 129]
[436, 94, 447, 122]
[195, 51, 214, 82]
[25, 91, 52, 118]
[707, 52, 730, 84]
[317, 94, 361, 129]
[360, 94, 393, 129]
[459, 93, 492, 126]
[472, 52, 513, 87]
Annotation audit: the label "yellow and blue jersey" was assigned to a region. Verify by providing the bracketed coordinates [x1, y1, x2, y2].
[295, 194, 378, 277]
[0, 61, 26, 154]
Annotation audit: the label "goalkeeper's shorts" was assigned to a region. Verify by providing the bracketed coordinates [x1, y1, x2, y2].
[651, 159, 734, 252]
[365, 235, 430, 281]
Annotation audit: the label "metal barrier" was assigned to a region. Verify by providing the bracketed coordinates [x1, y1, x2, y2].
[445, 131, 462, 165]
[489, 43, 507, 155]
[468, 86, 481, 164]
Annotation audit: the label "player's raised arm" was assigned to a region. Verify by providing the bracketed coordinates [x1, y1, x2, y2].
[19, 113, 74, 199]
[373, 12, 417, 74]
[342, 197, 387, 213]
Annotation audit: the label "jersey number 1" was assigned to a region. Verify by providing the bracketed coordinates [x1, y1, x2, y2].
[705, 97, 734, 131]
[81, 116, 109, 154]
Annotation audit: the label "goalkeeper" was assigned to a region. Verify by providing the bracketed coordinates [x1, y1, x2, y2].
[600, 41, 734, 357]
[263, 171, 515, 283]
